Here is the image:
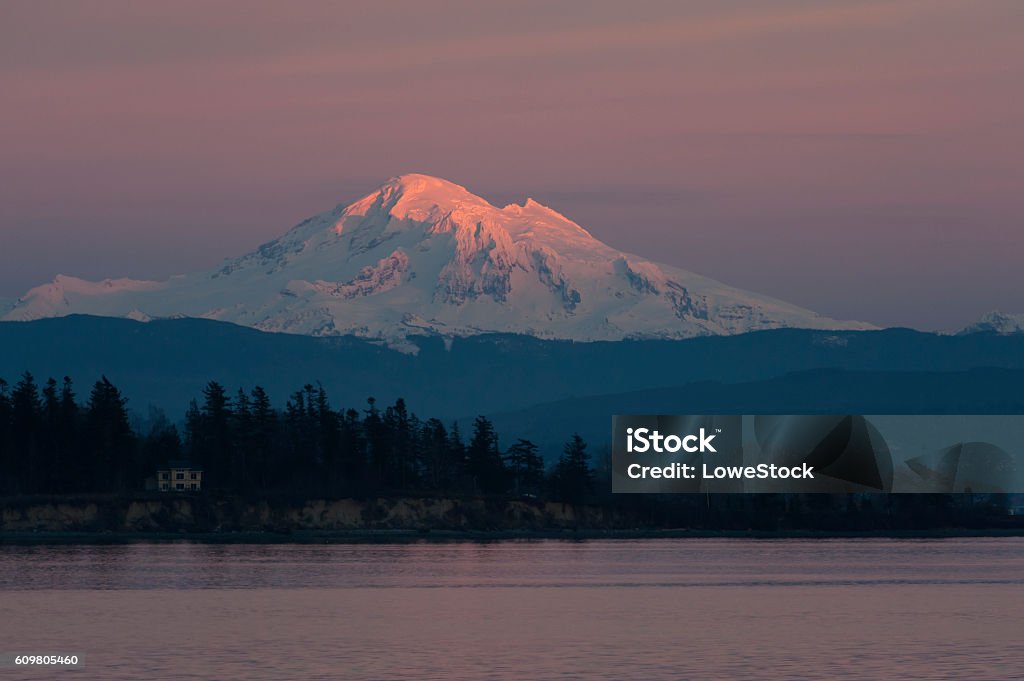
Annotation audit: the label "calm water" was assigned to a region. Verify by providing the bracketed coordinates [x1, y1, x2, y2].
[1, 538, 1022, 680]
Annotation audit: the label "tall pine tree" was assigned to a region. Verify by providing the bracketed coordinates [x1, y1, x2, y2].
[83, 376, 135, 492]
[467, 416, 507, 495]
[505, 438, 545, 496]
[552, 433, 593, 503]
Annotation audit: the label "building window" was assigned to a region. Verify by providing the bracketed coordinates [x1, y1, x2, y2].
[176, 483, 184, 490]
[176, 472, 185, 480]
[160, 473, 168, 480]
[190, 472, 198, 480]
[191, 483, 198, 490]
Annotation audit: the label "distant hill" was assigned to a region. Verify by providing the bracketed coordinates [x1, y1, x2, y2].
[2, 316, 1024, 421]
[481, 368, 1024, 458]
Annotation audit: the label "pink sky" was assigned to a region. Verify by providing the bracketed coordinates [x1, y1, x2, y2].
[1, 0, 1021, 329]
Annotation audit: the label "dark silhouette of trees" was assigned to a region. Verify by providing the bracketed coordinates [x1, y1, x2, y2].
[40, 378, 61, 492]
[0, 370, 1012, 532]
[505, 438, 544, 495]
[83, 376, 136, 492]
[140, 407, 183, 483]
[384, 398, 417, 489]
[467, 416, 506, 494]
[362, 397, 387, 486]
[338, 407, 364, 487]
[247, 386, 277, 489]
[11, 373, 43, 493]
[0, 378, 12, 494]
[551, 433, 593, 502]
[39, 377, 82, 493]
[420, 418, 463, 491]
[315, 385, 343, 491]
[194, 382, 234, 491]
[56, 377, 81, 492]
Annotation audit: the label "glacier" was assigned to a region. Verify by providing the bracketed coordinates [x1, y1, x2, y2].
[3, 174, 875, 343]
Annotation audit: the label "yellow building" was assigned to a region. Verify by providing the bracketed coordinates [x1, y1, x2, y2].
[157, 460, 203, 492]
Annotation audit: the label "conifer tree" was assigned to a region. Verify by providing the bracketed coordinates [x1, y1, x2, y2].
[40, 378, 61, 492]
[338, 407, 365, 485]
[552, 433, 593, 503]
[419, 418, 450, 490]
[505, 438, 544, 496]
[141, 406, 183, 482]
[249, 386, 277, 490]
[315, 384, 342, 490]
[83, 376, 135, 492]
[363, 397, 389, 487]
[0, 379, 12, 494]
[198, 382, 233, 490]
[11, 373, 42, 493]
[57, 377, 81, 490]
[232, 388, 253, 491]
[467, 415, 507, 494]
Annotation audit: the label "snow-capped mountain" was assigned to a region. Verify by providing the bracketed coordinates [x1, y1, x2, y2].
[3, 174, 874, 343]
[957, 311, 1024, 335]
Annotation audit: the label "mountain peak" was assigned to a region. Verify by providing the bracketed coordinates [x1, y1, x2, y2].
[343, 173, 492, 224]
[348, 174, 594, 244]
[386, 173, 471, 195]
[4, 174, 875, 342]
[341, 174, 597, 246]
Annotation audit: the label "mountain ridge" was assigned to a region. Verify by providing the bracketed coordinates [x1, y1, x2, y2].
[3, 315, 1024, 419]
[957, 311, 1024, 335]
[3, 174, 873, 343]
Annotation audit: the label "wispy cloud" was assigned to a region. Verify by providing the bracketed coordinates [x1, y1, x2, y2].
[264, 0, 946, 77]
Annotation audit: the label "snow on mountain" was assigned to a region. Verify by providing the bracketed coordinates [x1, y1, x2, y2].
[957, 311, 1024, 335]
[8, 276, 162, 321]
[3, 174, 875, 343]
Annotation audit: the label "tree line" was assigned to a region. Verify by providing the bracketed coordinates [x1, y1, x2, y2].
[0, 373, 596, 501]
[0, 372, 1012, 532]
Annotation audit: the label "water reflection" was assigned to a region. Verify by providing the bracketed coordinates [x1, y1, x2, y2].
[1, 539, 1021, 679]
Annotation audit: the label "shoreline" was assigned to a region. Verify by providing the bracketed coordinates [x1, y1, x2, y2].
[4, 494, 1023, 543]
[3, 527, 1024, 545]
